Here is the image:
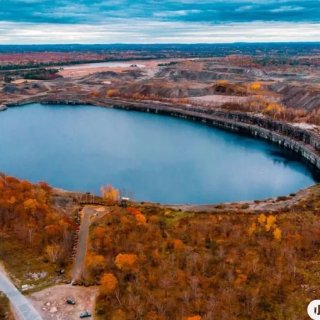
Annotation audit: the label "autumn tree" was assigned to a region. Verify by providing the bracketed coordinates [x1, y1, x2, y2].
[87, 189, 320, 319]
[258, 213, 266, 225]
[101, 184, 120, 204]
[111, 309, 126, 320]
[265, 215, 276, 232]
[249, 82, 261, 91]
[184, 316, 202, 320]
[135, 213, 146, 225]
[100, 273, 118, 295]
[45, 244, 61, 263]
[90, 90, 101, 98]
[273, 227, 282, 241]
[264, 103, 285, 118]
[127, 207, 146, 224]
[85, 254, 106, 280]
[107, 89, 120, 98]
[0, 174, 73, 261]
[115, 253, 138, 271]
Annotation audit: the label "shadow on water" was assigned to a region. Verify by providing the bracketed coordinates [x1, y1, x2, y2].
[267, 148, 320, 182]
[205, 121, 320, 183]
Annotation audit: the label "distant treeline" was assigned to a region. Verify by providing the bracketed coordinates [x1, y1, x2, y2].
[0, 42, 319, 55]
[3, 68, 61, 82]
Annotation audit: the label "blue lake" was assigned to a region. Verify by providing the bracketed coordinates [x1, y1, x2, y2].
[0, 103, 317, 204]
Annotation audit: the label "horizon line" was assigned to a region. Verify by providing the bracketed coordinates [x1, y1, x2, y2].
[1, 41, 320, 46]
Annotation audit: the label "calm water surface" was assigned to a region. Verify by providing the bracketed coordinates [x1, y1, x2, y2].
[63, 62, 145, 69]
[0, 103, 317, 204]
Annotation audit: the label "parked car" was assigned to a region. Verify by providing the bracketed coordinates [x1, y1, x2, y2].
[66, 298, 76, 305]
[80, 311, 92, 318]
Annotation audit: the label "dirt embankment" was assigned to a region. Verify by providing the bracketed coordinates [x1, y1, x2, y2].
[271, 82, 320, 111]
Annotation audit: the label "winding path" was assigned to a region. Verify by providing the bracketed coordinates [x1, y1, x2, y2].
[0, 270, 42, 320]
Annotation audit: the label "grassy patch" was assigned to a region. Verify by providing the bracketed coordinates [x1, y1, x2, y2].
[0, 293, 13, 320]
[0, 235, 68, 292]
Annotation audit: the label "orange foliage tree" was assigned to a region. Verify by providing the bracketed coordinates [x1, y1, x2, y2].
[184, 316, 202, 320]
[100, 273, 118, 294]
[249, 82, 261, 91]
[0, 174, 73, 262]
[85, 254, 106, 280]
[89, 189, 320, 319]
[115, 253, 138, 271]
[106, 89, 120, 98]
[127, 207, 146, 224]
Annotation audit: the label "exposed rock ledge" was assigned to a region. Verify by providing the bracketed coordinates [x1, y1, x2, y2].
[7, 96, 320, 172]
[0, 104, 7, 111]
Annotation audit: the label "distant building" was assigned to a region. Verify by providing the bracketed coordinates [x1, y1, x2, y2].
[120, 197, 130, 207]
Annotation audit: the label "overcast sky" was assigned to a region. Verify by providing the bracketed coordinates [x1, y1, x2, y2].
[0, 0, 319, 44]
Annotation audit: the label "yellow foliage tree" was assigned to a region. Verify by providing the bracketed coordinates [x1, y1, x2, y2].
[264, 103, 285, 117]
[273, 227, 282, 241]
[216, 80, 228, 86]
[265, 215, 276, 232]
[250, 82, 261, 91]
[258, 214, 266, 225]
[101, 184, 120, 204]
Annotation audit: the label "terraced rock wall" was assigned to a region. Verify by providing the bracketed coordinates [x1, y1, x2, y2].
[8, 95, 320, 171]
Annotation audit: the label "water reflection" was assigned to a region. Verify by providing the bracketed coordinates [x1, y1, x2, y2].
[0, 103, 317, 204]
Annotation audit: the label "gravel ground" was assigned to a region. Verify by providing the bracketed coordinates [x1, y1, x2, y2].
[29, 285, 97, 320]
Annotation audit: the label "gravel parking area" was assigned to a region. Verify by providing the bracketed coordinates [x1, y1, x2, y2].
[29, 285, 97, 320]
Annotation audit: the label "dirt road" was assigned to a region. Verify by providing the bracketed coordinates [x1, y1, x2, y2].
[71, 207, 95, 284]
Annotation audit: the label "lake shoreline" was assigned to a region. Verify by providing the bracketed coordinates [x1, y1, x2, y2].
[3, 96, 320, 205]
[7, 95, 320, 169]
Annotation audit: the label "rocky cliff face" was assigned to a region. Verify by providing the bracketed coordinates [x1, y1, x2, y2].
[106, 99, 320, 171]
[8, 95, 320, 172]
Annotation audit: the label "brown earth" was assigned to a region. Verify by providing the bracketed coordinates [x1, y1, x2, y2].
[29, 285, 97, 320]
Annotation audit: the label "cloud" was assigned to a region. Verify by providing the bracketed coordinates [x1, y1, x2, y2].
[271, 6, 304, 13]
[0, 0, 319, 24]
[154, 10, 201, 18]
[236, 5, 254, 12]
[0, 0, 319, 43]
[0, 20, 319, 44]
